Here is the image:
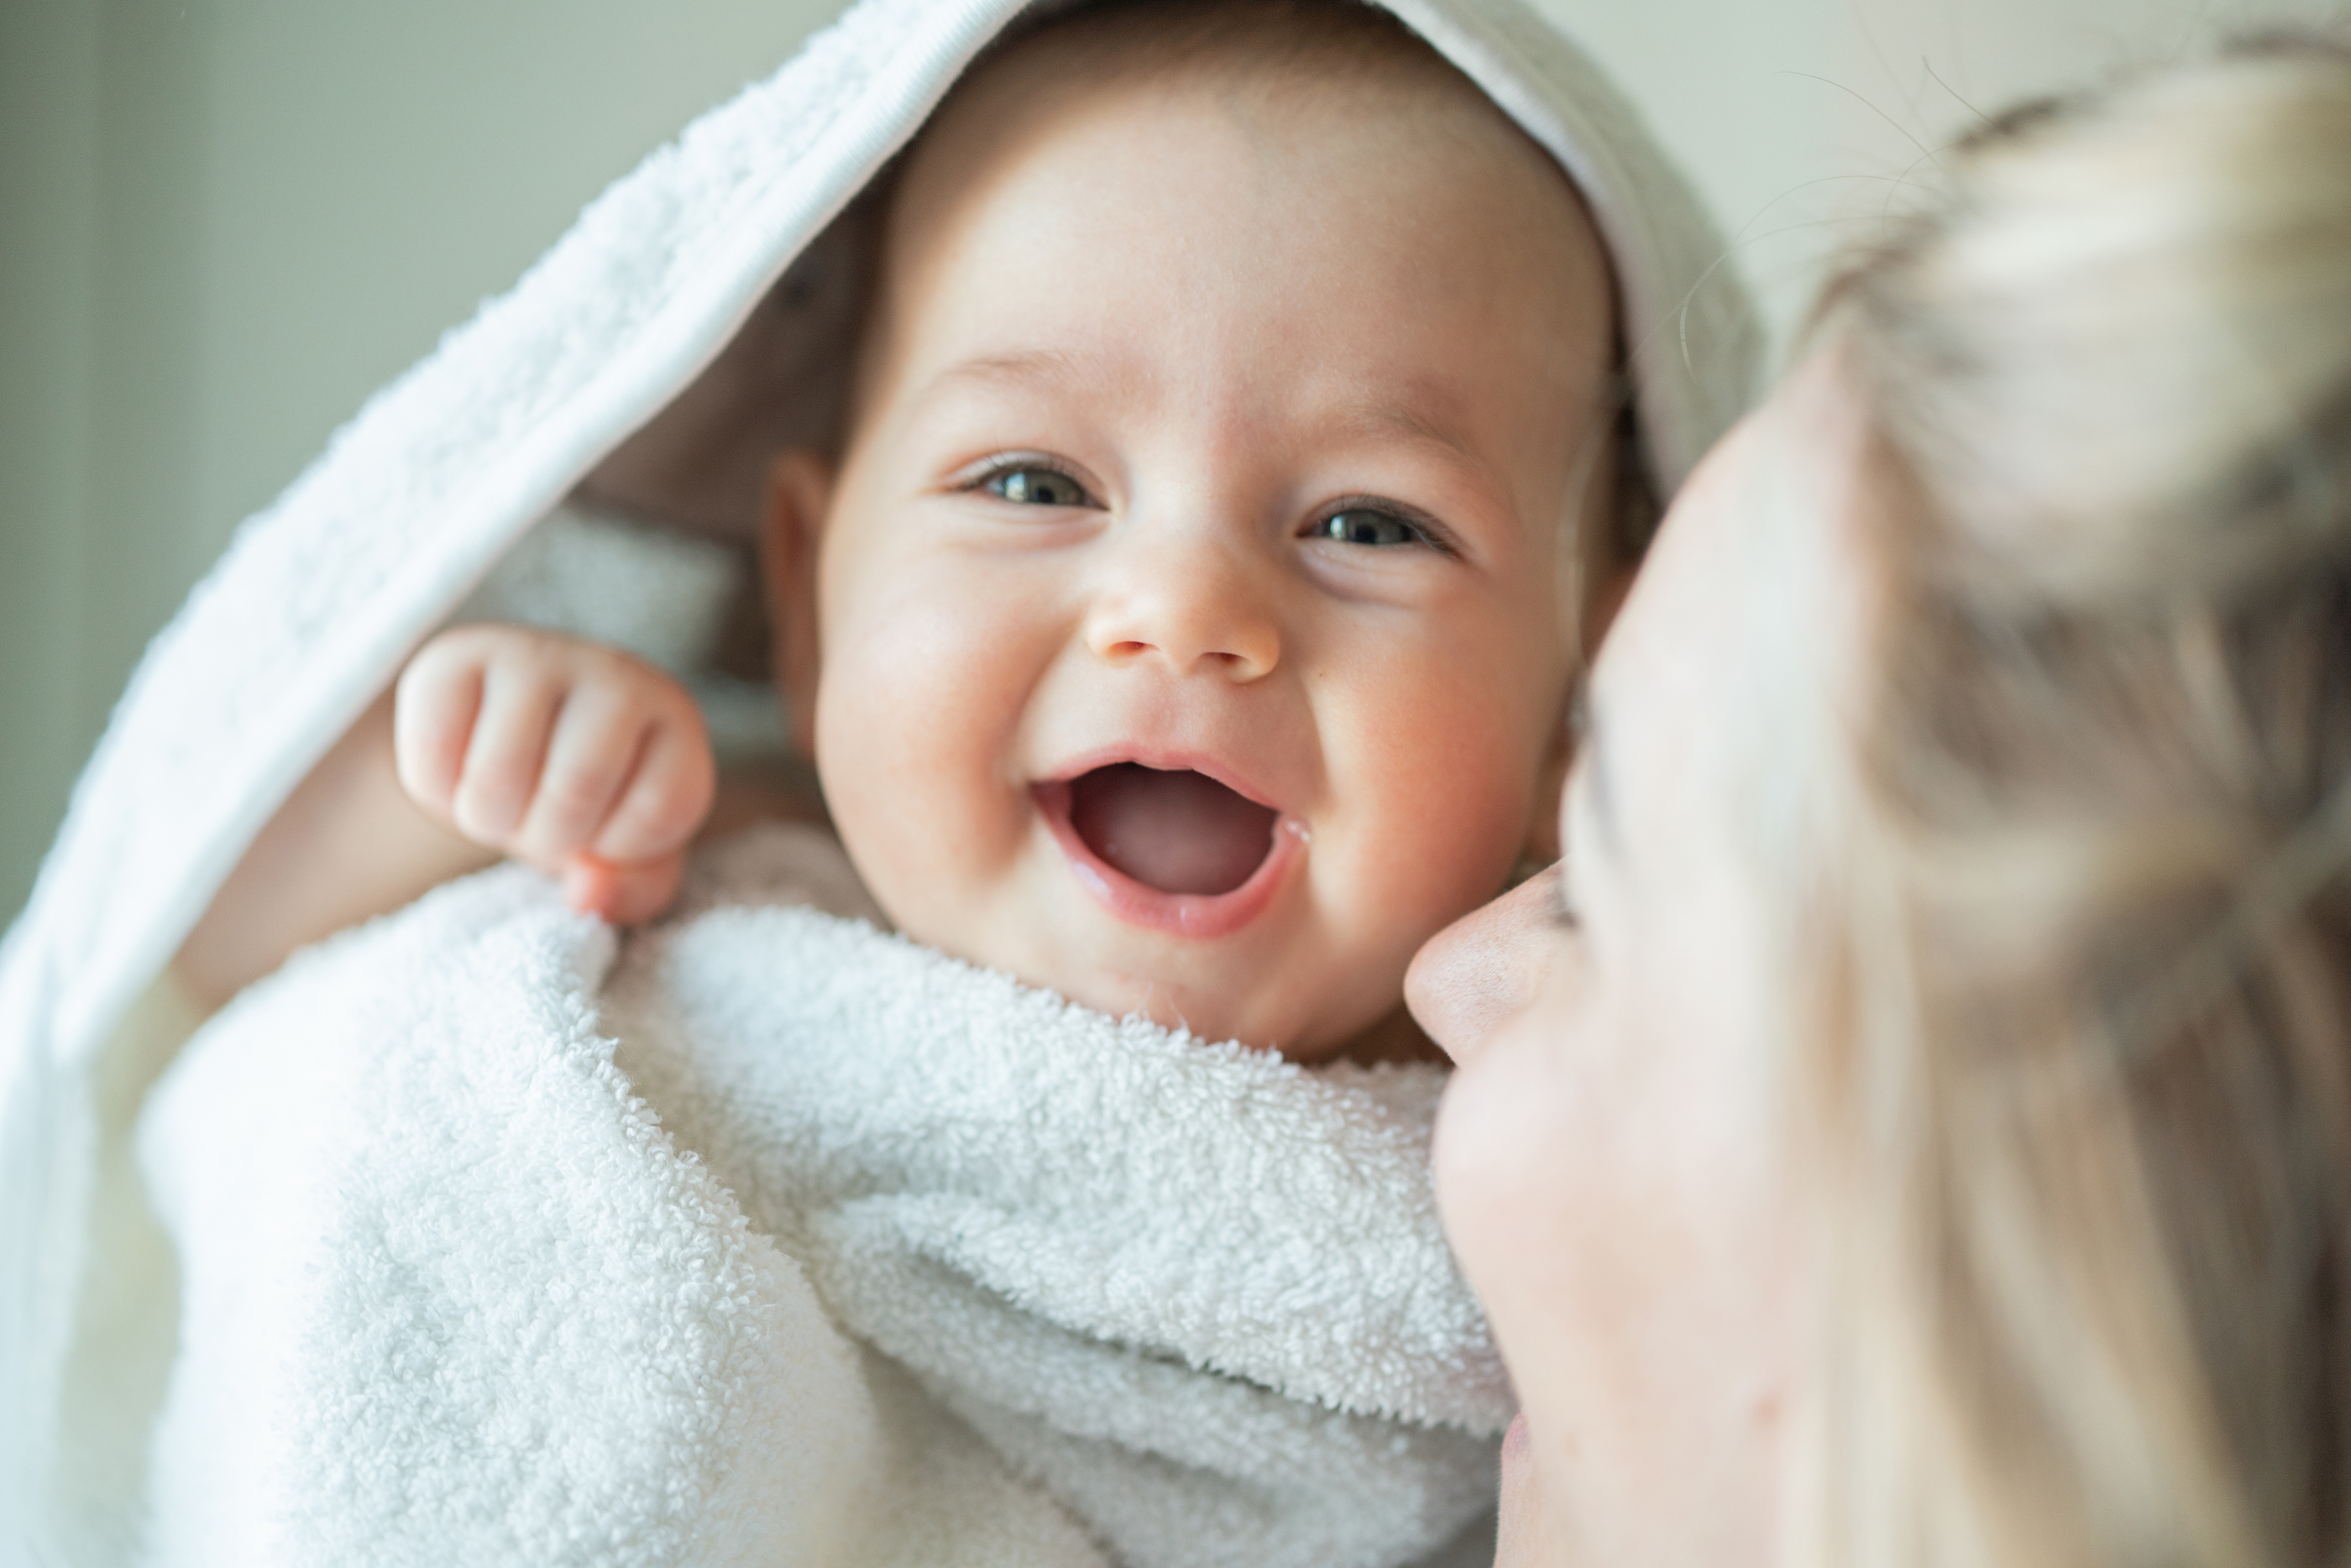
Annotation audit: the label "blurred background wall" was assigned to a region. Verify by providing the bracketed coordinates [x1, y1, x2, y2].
[3, 0, 2343, 928]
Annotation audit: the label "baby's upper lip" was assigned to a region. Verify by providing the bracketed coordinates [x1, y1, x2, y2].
[1037, 744, 1289, 815]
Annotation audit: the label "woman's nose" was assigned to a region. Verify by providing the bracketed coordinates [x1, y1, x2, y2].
[1081, 525, 1281, 682]
[1406, 866, 1563, 1064]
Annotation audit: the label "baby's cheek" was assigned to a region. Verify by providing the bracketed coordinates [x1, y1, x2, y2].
[1334, 672, 1547, 931]
[813, 588, 1036, 924]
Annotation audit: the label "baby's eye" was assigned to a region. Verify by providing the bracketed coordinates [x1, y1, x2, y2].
[1311, 509, 1428, 548]
[985, 467, 1091, 507]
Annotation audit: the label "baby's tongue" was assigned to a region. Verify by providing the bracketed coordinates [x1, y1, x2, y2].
[1068, 764, 1279, 896]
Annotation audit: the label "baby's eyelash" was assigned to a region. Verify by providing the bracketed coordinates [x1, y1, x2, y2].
[1305, 498, 1461, 558]
[953, 454, 1097, 508]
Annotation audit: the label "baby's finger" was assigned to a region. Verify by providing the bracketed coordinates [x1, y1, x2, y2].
[591, 711, 716, 865]
[392, 645, 488, 815]
[561, 854, 622, 918]
[448, 666, 562, 849]
[565, 851, 686, 926]
[512, 683, 644, 868]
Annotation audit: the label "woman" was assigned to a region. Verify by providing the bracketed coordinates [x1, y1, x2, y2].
[1411, 37, 2351, 1566]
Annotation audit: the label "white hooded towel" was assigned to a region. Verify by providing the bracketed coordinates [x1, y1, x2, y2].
[0, 0, 1762, 1556]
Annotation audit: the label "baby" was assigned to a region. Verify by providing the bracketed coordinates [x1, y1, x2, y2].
[181, 0, 1627, 1066]
[118, 2, 1759, 1559]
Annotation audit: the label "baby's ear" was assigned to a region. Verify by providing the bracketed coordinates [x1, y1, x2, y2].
[761, 448, 837, 756]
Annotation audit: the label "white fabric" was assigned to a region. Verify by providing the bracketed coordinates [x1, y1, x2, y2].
[134, 827, 1504, 1568]
[0, 0, 1760, 1554]
[456, 503, 743, 679]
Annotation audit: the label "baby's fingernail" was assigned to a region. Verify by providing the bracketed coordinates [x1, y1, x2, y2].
[563, 855, 618, 918]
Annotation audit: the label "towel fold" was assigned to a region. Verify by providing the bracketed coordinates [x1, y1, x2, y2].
[135, 826, 1507, 1567]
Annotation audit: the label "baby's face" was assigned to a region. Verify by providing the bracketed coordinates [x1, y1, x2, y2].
[772, 53, 1613, 1059]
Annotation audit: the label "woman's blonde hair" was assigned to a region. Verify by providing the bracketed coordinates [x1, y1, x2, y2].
[1812, 37, 2351, 1567]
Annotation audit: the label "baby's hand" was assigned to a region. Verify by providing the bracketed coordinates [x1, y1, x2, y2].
[394, 625, 716, 923]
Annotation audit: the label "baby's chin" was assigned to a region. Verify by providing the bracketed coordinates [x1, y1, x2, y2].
[905, 911, 1413, 1062]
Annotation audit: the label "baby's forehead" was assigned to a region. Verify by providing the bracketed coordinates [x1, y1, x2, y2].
[848, 0, 1612, 414]
[923, 0, 1556, 188]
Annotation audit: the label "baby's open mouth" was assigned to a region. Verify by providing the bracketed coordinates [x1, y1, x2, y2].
[1065, 763, 1280, 896]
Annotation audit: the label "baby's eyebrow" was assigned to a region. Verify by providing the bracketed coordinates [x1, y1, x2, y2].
[931, 347, 1102, 396]
[1327, 399, 1481, 467]
[928, 354, 1482, 462]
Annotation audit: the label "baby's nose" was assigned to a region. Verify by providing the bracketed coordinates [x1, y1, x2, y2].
[1082, 532, 1280, 682]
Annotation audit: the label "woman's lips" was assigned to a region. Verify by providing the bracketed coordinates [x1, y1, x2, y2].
[1034, 765, 1306, 938]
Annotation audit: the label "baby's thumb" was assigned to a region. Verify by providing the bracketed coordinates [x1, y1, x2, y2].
[562, 850, 685, 926]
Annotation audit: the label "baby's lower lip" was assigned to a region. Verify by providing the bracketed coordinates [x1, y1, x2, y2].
[1033, 777, 1305, 938]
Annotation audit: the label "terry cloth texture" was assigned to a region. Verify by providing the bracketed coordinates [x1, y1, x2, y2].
[0, 0, 1762, 1556]
[135, 826, 1507, 1568]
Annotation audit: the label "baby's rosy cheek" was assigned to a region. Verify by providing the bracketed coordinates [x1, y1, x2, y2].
[815, 634, 1035, 922]
[1353, 714, 1540, 894]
